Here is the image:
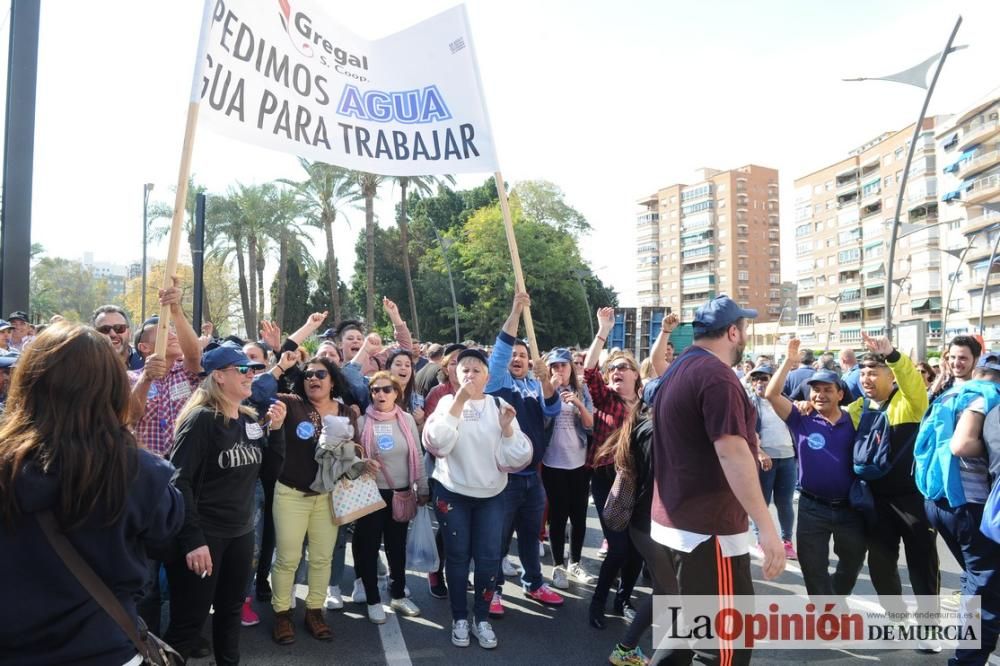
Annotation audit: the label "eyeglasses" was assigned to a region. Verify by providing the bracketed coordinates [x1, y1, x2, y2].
[226, 366, 254, 375]
[607, 362, 634, 372]
[304, 369, 329, 380]
[370, 385, 395, 394]
[750, 375, 770, 382]
[96, 324, 128, 335]
[573, 361, 585, 367]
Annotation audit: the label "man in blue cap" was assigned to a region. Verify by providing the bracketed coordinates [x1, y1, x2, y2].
[649, 294, 784, 665]
[765, 337, 866, 598]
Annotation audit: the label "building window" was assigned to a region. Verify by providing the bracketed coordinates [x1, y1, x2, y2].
[738, 271, 749, 282]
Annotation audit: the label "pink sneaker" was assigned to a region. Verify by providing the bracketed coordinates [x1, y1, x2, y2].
[526, 583, 564, 606]
[598, 538, 609, 558]
[489, 592, 504, 618]
[783, 540, 797, 561]
[240, 597, 260, 627]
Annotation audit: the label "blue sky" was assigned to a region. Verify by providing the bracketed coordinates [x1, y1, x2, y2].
[8, 0, 1000, 306]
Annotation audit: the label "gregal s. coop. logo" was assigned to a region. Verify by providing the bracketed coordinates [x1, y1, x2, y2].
[277, 0, 369, 79]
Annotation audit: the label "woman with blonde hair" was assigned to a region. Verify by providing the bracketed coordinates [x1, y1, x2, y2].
[0, 323, 184, 665]
[163, 343, 285, 664]
[352, 371, 428, 624]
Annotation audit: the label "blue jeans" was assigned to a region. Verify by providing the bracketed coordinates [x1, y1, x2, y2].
[245, 480, 265, 597]
[754, 456, 796, 541]
[434, 484, 506, 623]
[796, 494, 867, 597]
[925, 499, 1000, 665]
[495, 472, 546, 593]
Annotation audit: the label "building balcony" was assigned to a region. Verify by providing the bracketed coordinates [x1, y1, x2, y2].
[957, 149, 1000, 181]
[964, 213, 1000, 237]
[837, 176, 859, 194]
[965, 174, 1000, 206]
[959, 119, 1000, 152]
[636, 212, 660, 225]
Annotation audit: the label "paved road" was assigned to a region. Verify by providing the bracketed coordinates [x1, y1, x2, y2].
[188, 495, 988, 665]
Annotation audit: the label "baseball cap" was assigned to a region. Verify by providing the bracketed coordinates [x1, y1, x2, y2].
[546, 347, 573, 365]
[977, 354, 1000, 372]
[0, 320, 11, 331]
[426, 343, 444, 358]
[443, 343, 467, 356]
[201, 341, 266, 375]
[693, 295, 757, 332]
[320, 328, 337, 340]
[456, 348, 489, 366]
[7, 311, 28, 322]
[749, 365, 775, 378]
[0, 354, 18, 369]
[859, 352, 888, 368]
[806, 369, 841, 386]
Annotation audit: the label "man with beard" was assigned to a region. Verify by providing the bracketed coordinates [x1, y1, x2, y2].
[649, 294, 785, 666]
[929, 335, 982, 404]
[92, 305, 144, 370]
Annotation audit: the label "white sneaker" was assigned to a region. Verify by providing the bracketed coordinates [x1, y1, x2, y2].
[405, 585, 411, 598]
[568, 562, 595, 584]
[501, 556, 521, 577]
[325, 585, 343, 610]
[452, 619, 470, 647]
[352, 578, 366, 604]
[538, 540, 545, 558]
[290, 587, 297, 609]
[367, 602, 386, 624]
[917, 638, 942, 653]
[390, 597, 421, 617]
[471, 620, 498, 649]
[551, 565, 569, 590]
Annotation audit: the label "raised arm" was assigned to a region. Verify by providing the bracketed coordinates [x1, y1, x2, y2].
[502, 291, 529, 338]
[862, 331, 928, 418]
[383, 297, 413, 352]
[650, 313, 679, 377]
[160, 275, 202, 375]
[287, 311, 328, 347]
[765, 338, 798, 421]
[585, 307, 615, 370]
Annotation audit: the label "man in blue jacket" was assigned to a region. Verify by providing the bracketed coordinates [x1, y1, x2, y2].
[486, 291, 565, 617]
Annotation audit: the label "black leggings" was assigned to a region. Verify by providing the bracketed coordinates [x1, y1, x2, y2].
[591, 465, 642, 607]
[541, 464, 592, 566]
[351, 489, 409, 603]
[164, 531, 254, 666]
[624, 526, 680, 653]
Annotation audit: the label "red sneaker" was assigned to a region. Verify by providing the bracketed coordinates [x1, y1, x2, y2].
[525, 584, 564, 606]
[240, 598, 260, 627]
[489, 592, 504, 618]
[783, 540, 798, 561]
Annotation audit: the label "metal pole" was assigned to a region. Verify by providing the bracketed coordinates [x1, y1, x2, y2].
[0, 0, 41, 315]
[433, 227, 460, 343]
[141, 183, 153, 321]
[574, 270, 595, 340]
[979, 227, 1000, 336]
[192, 193, 206, 333]
[883, 17, 962, 339]
[941, 230, 987, 341]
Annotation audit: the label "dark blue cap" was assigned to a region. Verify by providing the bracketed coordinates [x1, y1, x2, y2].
[546, 347, 573, 365]
[201, 341, 265, 375]
[749, 365, 775, 377]
[320, 328, 337, 340]
[0, 354, 18, 369]
[0, 319, 11, 331]
[7, 311, 27, 322]
[693, 295, 757, 332]
[978, 353, 1000, 372]
[806, 369, 841, 386]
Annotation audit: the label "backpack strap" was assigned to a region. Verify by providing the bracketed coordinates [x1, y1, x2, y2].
[36, 510, 149, 660]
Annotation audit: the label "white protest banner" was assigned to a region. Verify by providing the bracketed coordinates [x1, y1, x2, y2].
[199, 0, 498, 176]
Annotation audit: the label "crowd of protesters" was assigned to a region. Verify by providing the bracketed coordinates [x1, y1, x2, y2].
[2, 280, 1000, 666]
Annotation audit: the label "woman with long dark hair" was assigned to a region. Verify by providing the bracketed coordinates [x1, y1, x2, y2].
[352, 371, 428, 624]
[164, 344, 287, 664]
[0, 323, 184, 665]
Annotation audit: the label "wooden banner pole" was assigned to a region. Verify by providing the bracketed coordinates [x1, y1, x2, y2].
[153, 0, 214, 358]
[493, 171, 540, 360]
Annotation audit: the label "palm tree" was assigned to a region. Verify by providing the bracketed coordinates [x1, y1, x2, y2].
[280, 159, 359, 323]
[208, 192, 254, 336]
[393, 175, 456, 340]
[267, 186, 312, 331]
[356, 172, 383, 325]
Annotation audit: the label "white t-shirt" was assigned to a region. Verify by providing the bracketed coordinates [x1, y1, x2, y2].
[542, 401, 587, 469]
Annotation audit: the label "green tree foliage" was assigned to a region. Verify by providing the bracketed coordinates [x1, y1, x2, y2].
[512, 180, 590, 233]
[271, 257, 310, 334]
[30, 258, 116, 322]
[308, 259, 354, 327]
[349, 225, 410, 338]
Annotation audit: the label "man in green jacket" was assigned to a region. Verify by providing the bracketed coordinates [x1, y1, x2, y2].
[848, 332, 940, 653]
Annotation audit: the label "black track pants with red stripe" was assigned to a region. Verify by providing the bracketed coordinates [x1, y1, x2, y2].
[657, 536, 753, 666]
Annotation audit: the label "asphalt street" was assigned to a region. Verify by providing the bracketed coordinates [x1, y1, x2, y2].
[186, 494, 989, 665]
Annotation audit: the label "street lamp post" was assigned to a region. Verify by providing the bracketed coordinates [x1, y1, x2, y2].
[432, 226, 460, 343]
[844, 17, 964, 339]
[141, 183, 154, 321]
[821, 294, 844, 351]
[573, 268, 595, 340]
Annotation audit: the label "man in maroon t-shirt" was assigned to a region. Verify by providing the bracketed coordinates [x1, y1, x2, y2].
[650, 295, 785, 665]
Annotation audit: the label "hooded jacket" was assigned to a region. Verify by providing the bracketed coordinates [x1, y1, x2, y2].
[0, 449, 184, 666]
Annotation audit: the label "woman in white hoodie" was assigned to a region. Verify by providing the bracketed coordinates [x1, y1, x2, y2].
[422, 348, 532, 651]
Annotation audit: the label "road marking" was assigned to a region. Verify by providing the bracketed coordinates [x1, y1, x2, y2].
[379, 604, 413, 666]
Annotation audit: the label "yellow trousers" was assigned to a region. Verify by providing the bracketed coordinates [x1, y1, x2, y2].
[270, 482, 338, 612]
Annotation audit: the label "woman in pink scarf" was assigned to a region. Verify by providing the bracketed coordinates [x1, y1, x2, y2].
[352, 371, 428, 624]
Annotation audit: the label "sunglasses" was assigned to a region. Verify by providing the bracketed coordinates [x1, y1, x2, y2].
[97, 324, 128, 335]
[370, 385, 395, 395]
[607, 362, 634, 372]
[226, 366, 254, 375]
[303, 369, 329, 380]
[750, 375, 770, 382]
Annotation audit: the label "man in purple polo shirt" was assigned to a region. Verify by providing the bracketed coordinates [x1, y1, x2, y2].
[765, 337, 866, 598]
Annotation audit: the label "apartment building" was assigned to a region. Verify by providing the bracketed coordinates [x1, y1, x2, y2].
[792, 119, 942, 352]
[936, 94, 1000, 345]
[636, 165, 781, 321]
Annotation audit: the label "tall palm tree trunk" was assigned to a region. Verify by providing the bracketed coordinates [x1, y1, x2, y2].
[275, 230, 289, 331]
[365, 194, 376, 325]
[247, 236, 259, 337]
[324, 214, 342, 323]
[234, 237, 254, 338]
[398, 178, 420, 340]
[256, 254, 266, 328]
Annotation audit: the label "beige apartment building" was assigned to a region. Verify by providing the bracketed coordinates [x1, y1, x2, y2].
[935, 94, 1000, 345]
[792, 119, 943, 352]
[636, 165, 781, 321]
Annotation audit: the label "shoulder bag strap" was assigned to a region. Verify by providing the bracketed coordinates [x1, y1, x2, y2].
[36, 510, 149, 660]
